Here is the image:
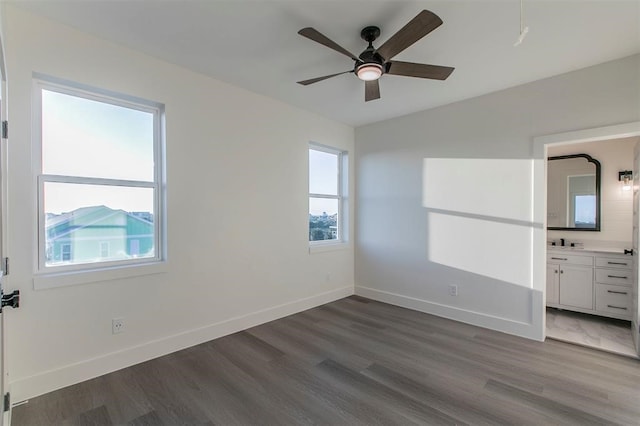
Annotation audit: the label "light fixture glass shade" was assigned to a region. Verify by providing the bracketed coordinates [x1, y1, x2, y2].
[619, 170, 633, 191]
[357, 64, 383, 81]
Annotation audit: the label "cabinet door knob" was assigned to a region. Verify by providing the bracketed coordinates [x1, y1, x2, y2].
[560, 270, 564, 274]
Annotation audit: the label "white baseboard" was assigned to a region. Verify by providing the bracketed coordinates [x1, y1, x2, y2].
[11, 286, 354, 402]
[355, 285, 544, 342]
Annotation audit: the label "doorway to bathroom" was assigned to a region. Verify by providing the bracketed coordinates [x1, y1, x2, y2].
[539, 123, 640, 358]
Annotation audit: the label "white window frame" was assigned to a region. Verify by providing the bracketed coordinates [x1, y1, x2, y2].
[32, 76, 166, 287]
[308, 142, 348, 247]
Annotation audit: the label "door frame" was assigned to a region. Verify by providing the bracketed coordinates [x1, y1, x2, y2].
[532, 121, 640, 346]
[0, 2, 7, 423]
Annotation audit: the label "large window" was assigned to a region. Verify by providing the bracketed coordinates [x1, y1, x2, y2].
[309, 143, 347, 244]
[35, 78, 164, 273]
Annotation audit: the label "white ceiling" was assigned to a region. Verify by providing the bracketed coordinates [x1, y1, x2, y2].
[10, 0, 640, 127]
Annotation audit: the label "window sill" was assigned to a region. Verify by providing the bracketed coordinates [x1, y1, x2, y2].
[309, 242, 351, 254]
[33, 261, 168, 290]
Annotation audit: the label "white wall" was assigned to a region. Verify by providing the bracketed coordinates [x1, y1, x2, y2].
[547, 137, 637, 248]
[4, 6, 355, 401]
[355, 54, 640, 341]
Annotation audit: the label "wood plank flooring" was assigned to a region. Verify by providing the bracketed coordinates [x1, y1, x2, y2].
[12, 296, 640, 425]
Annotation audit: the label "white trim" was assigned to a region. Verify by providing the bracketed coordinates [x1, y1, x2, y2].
[10, 285, 354, 402]
[532, 121, 640, 341]
[32, 72, 162, 112]
[33, 261, 168, 290]
[309, 242, 351, 254]
[41, 175, 155, 187]
[356, 285, 544, 341]
[309, 193, 339, 199]
[533, 122, 640, 158]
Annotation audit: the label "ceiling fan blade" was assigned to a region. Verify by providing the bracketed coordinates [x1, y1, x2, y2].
[298, 27, 359, 61]
[375, 10, 443, 61]
[386, 61, 454, 80]
[297, 71, 352, 86]
[365, 80, 380, 102]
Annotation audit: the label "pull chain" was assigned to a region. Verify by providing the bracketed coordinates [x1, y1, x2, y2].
[514, 0, 529, 46]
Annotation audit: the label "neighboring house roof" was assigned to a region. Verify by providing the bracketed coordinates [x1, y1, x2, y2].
[46, 205, 153, 242]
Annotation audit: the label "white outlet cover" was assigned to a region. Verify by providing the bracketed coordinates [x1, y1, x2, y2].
[112, 318, 125, 334]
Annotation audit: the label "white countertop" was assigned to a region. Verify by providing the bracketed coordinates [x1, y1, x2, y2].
[548, 246, 631, 255]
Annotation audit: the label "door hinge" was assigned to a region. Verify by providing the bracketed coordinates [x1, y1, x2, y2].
[1, 121, 7, 139]
[0, 289, 19, 313]
[3, 393, 9, 412]
[2, 257, 8, 275]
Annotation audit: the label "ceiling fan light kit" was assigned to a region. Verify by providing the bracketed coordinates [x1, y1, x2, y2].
[297, 10, 454, 102]
[356, 64, 383, 81]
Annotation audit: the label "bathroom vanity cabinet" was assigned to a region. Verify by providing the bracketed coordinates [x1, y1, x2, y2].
[547, 249, 632, 320]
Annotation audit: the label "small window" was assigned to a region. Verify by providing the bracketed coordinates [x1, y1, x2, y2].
[61, 244, 72, 262]
[568, 174, 596, 228]
[130, 239, 140, 256]
[99, 242, 110, 258]
[309, 144, 347, 244]
[35, 77, 164, 273]
[573, 195, 596, 227]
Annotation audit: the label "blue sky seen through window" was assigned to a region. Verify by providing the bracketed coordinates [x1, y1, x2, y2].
[42, 89, 155, 214]
[309, 149, 339, 216]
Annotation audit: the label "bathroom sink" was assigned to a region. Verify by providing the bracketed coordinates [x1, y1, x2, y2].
[549, 246, 583, 250]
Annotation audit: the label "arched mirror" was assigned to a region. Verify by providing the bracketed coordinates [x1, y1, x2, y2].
[547, 154, 601, 231]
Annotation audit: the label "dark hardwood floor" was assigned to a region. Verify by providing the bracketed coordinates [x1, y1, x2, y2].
[12, 296, 640, 425]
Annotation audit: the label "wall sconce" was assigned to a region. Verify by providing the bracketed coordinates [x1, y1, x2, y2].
[618, 170, 633, 191]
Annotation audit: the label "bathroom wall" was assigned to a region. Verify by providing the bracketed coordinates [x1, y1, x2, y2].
[547, 137, 638, 249]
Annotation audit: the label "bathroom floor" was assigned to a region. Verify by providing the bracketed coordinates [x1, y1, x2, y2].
[546, 307, 637, 358]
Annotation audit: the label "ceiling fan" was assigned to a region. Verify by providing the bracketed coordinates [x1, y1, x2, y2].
[297, 10, 454, 102]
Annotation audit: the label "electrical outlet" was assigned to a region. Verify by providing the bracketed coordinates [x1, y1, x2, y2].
[112, 318, 125, 334]
[448, 285, 458, 296]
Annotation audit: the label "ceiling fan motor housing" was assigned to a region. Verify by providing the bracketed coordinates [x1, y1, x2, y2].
[356, 26, 385, 75]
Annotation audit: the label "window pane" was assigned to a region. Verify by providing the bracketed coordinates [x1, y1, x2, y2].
[309, 197, 338, 241]
[309, 149, 338, 195]
[44, 182, 155, 266]
[573, 195, 596, 227]
[42, 89, 154, 181]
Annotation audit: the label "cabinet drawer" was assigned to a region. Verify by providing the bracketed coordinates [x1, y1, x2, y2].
[595, 256, 632, 269]
[547, 253, 593, 266]
[594, 268, 632, 287]
[595, 284, 631, 317]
